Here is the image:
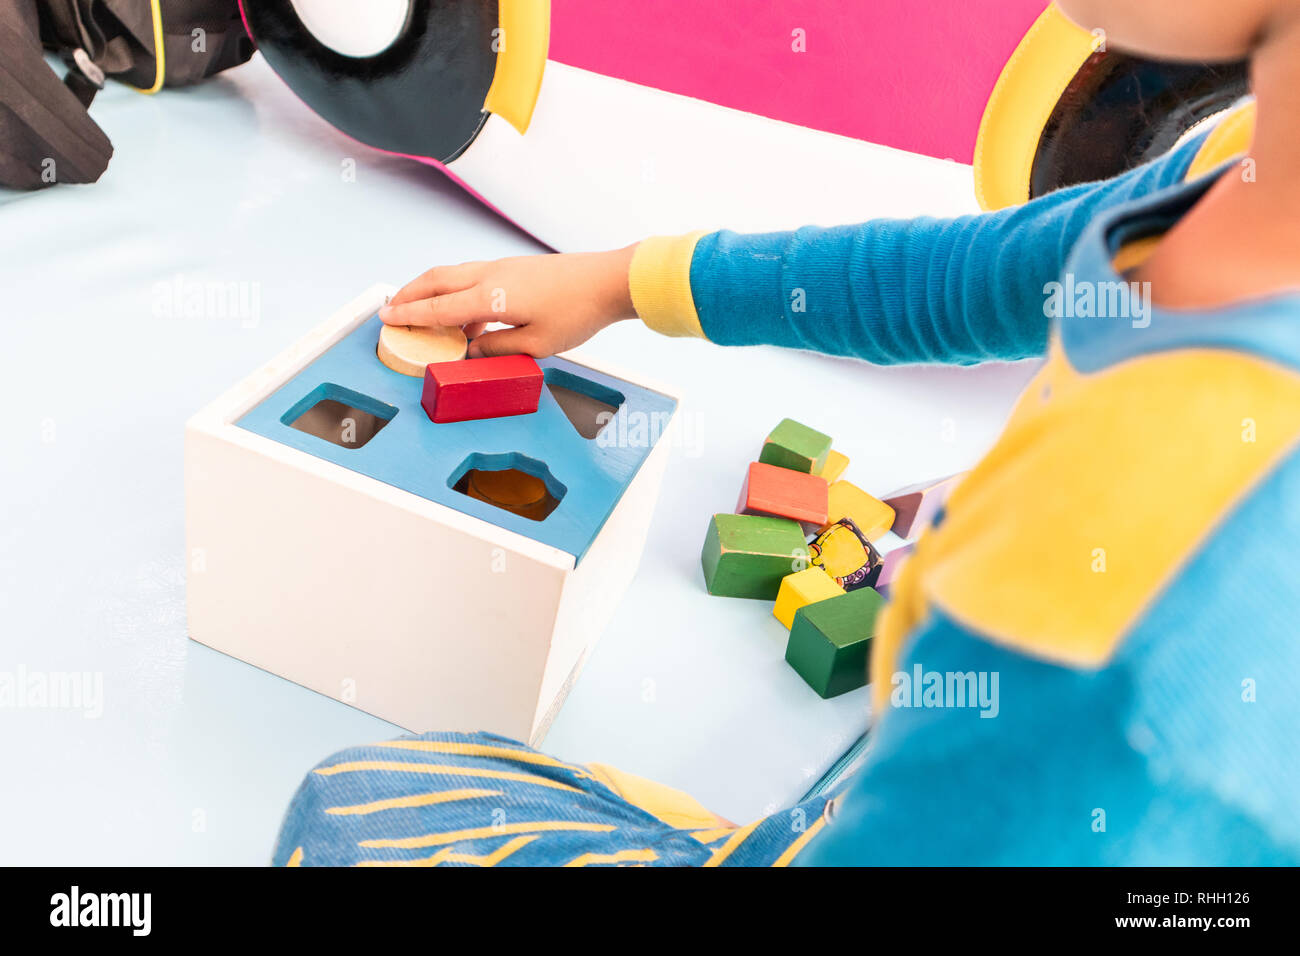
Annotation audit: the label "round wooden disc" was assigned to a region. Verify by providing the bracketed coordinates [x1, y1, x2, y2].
[376, 323, 467, 376]
[468, 468, 548, 508]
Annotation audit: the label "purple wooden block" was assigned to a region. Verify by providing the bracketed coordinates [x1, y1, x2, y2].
[876, 541, 916, 589]
[883, 473, 965, 538]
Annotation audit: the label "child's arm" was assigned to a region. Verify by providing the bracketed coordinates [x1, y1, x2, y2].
[381, 247, 640, 359]
[382, 136, 1204, 362]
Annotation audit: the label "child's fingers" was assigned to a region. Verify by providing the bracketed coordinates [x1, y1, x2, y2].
[380, 287, 487, 328]
[462, 321, 488, 340]
[467, 327, 539, 359]
[388, 263, 481, 306]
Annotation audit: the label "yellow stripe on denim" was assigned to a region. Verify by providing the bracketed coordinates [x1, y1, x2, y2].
[377, 739, 590, 775]
[773, 816, 827, 867]
[629, 231, 710, 339]
[564, 848, 659, 867]
[703, 819, 763, 867]
[356, 835, 539, 867]
[586, 762, 728, 831]
[359, 820, 616, 850]
[312, 760, 583, 793]
[325, 788, 502, 816]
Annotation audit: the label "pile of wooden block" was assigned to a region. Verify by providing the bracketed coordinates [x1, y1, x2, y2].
[700, 418, 959, 698]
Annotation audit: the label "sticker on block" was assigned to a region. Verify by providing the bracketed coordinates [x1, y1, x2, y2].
[809, 518, 883, 591]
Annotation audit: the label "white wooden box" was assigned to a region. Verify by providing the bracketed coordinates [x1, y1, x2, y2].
[185, 285, 678, 745]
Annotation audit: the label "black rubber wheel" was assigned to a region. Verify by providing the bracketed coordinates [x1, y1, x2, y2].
[240, 0, 499, 163]
[1030, 52, 1249, 199]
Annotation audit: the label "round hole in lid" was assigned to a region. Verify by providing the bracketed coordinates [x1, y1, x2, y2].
[467, 469, 548, 509]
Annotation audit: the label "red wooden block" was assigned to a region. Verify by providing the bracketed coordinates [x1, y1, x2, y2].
[421, 355, 543, 424]
[737, 461, 829, 530]
[882, 473, 964, 538]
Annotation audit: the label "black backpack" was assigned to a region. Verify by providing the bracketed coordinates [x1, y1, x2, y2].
[0, 0, 252, 189]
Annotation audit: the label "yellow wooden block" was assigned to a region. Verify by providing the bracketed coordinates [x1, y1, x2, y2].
[818, 450, 850, 484]
[823, 481, 896, 541]
[773, 567, 845, 629]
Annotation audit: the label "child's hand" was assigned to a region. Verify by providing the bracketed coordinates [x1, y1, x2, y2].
[380, 246, 638, 358]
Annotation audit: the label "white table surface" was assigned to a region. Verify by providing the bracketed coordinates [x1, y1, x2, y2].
[0, 56, 1039, 864]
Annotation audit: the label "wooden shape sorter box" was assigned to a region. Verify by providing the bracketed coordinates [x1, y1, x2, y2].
[185, 286, 679, 746]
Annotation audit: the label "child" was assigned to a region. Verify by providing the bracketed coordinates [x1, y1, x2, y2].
[275, 0, 1300, 865]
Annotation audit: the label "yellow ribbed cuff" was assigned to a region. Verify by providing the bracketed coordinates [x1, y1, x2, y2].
[628, 231, 709, 339]
[585, 762, 727, 830]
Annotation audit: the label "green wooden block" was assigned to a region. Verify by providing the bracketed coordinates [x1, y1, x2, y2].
[701, 513, 807, 600]
[759, 418, 833, 474]
[786, 587, 885, 698]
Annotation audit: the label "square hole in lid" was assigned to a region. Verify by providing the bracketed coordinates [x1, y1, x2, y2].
[281, 383, 396, 450]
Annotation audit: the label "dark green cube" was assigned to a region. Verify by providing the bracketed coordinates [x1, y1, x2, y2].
[758, 418, 833, 474]
[701, 513, 807, 600]
[786, 587, 884, 698]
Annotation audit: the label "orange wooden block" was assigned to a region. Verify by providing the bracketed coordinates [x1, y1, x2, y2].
[820, 480, 895, 541]
[738, 461, 829, 529]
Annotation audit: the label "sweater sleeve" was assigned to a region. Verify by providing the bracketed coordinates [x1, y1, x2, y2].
[629, 135, 1206, 365]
